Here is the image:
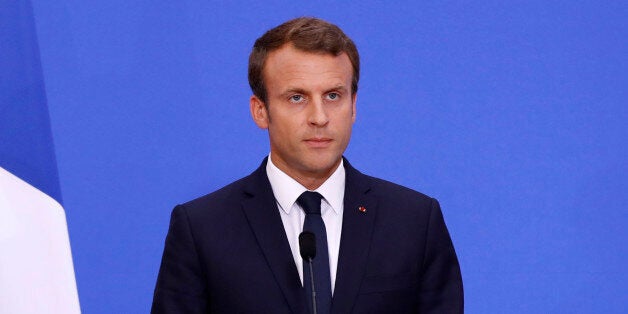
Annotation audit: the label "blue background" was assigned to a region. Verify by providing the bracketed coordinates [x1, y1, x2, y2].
[15, 0, 628, 312]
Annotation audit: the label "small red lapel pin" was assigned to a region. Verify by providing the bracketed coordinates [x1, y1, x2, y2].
[358, 206, 367, 213]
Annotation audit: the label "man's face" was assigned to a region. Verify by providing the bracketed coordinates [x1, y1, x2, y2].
[250, 44, 356, 185]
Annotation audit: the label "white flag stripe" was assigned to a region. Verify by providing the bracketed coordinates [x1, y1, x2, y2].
[0, 166, 80, 314]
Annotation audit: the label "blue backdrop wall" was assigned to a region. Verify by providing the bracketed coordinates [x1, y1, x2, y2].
[22, 0, 628, 312]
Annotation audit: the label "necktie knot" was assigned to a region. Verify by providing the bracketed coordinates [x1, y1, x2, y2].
[297, 191, 323, 215]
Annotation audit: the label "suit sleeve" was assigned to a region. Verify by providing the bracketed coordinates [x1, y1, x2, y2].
[151, 205, 209, 314]
[418, 198, 464, 313]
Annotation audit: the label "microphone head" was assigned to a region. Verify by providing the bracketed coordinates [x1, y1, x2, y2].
[299, 231, 316, 260]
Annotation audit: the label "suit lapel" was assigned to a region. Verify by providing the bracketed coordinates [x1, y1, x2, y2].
[332, 159, 378, 314]
[240, 159, 306, 314]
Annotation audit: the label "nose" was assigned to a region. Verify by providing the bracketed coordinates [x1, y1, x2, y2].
[307, 100, 329, 127]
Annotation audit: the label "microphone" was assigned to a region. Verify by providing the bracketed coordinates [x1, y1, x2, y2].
[299, 231, 316, 260]
[299, 231, 317, 314]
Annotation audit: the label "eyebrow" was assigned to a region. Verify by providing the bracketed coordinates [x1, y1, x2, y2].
[281, 88, 308, 97]
[325, 85, 348, 93]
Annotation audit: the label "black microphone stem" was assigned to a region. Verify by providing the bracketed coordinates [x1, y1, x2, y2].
[307, 257, 317, 314]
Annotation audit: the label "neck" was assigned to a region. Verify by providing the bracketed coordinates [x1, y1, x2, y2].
[270, 158, 341, 190]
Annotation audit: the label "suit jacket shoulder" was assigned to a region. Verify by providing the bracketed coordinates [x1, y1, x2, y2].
[338, 160, 463, 313]
[153, 158, 305, 313]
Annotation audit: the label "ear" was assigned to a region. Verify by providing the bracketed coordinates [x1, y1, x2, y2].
[351, 93, 357, 123]
[250, 95, 269, 129]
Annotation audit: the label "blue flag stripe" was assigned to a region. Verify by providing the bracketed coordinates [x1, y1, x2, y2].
[0, 0, 62, 203]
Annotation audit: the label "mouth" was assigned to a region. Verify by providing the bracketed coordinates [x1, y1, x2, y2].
[304, 137, 333, 148]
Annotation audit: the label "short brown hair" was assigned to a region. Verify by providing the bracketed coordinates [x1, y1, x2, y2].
[248, 17, 360, 104]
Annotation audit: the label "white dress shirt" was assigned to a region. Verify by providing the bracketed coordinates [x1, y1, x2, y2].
[266, 154, 345, 294]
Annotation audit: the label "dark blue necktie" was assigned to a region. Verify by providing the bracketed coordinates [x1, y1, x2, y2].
[298, 191, 332, 314]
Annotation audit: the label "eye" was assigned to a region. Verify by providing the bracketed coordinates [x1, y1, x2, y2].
[326, 92, 340, 100]
[289, 94, 305, 103]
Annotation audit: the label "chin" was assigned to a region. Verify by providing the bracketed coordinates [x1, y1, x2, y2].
[303, 155, 341, 174]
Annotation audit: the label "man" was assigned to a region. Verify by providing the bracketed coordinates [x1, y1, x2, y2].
[152, 17, 463, 313]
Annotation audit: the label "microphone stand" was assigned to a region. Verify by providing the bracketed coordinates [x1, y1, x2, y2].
[306, 257, 317, 314]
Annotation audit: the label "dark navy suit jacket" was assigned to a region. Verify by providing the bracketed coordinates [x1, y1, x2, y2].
[152, 158, 463, 313]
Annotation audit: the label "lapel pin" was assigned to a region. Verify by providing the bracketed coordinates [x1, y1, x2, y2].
[358, 206, 366, 213]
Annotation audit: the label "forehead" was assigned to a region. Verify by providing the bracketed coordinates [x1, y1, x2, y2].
[263, 45, 353, 92]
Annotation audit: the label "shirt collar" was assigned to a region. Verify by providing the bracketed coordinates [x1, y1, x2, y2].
[266, 154, 345, 215]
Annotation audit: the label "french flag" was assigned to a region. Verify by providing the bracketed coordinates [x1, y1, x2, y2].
[1, 1, 80, 313]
